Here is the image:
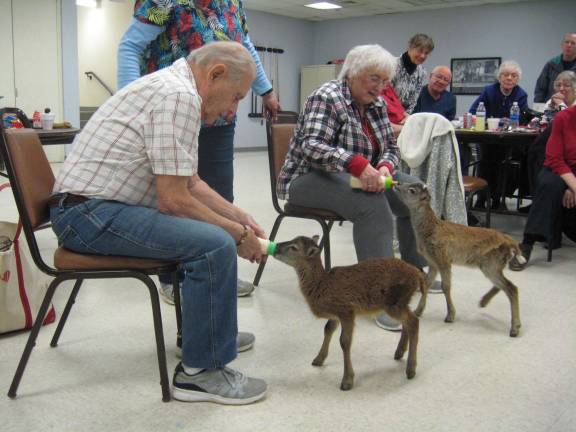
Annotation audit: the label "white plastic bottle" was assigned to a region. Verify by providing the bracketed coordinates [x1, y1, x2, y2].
[510, 101, 520, 129]
[257, 238, 277, 255]
[349, 176, 398, 189]
[475, 102, 486, 131]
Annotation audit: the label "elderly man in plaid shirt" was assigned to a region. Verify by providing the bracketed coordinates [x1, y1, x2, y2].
[49, 42, 267, 405]
[278, 44, 426, 332]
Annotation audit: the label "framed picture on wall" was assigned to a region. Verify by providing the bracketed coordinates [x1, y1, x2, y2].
[450, 57, 501, 95]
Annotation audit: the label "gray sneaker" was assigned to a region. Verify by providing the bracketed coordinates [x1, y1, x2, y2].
[176, 331, 255, 358]
[428, 280, 443, 294]
[172, 363, 267, 405]
[159, 282, 175, 305]
[237, 278, 255, 297]
[374, 313, 401, 332]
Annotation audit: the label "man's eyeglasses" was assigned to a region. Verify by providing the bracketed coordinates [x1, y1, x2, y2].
[432, 74, 451, 83]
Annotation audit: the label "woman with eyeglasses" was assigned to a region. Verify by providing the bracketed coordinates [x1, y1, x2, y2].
[469, 60, 529, 210]
[277, 45, 426, 332]
[469, 60, 528, 119]
[544, 70, 576, 112]
[510, 104, 576, 270]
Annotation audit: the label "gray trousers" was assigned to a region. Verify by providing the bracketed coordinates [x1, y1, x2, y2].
[288, 170, 426, 268]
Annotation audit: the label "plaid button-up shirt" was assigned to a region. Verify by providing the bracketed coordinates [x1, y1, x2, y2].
[54, 58, 201, 208]
[277, 79, 399, 200]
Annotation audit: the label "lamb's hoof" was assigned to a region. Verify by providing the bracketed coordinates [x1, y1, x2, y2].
[444, 316, 454, 323]
[414, 308, 423, 317]
[340, 381, 353, 391]
[406, 369, 416, 380]
[479, 298, 489, 308]
[311, 357, 324, 367]
[394, 349, 405, 360]
[509, 327, 520, 337]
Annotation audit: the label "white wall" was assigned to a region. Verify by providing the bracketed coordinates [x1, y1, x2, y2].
[77, 0, 132, 106]
[72, 0, 575, 147]
[61, 0, 80, 129]
[235, 10, 314, 148]
[312, 0, 576, 116]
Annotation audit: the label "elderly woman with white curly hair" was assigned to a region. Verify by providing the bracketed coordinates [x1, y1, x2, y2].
[469, 60, 529, 209]
[277, 44, 426, 332]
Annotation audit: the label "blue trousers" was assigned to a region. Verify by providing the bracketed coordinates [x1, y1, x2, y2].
[159, 123, 236, 286]
[288, 171, 427, 268]
[50, 199, 238, 369]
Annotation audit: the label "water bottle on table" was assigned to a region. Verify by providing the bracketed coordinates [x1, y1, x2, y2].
[510, 102, 520, 129]
[475, 102, 486, 131]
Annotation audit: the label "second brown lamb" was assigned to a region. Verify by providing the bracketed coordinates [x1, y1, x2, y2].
[273, 235, 425, 391]
[396, 182, 523, 337]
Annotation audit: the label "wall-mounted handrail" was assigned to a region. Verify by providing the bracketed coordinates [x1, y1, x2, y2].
[84, 71, 114, 96]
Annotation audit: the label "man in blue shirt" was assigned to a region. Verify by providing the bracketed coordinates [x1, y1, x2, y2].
[413, 65, 456, 120]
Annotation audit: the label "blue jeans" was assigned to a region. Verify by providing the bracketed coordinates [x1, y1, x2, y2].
[198, 123, 236, 203]
[159, 123, 236, 286]
[50, 199, 238, 369]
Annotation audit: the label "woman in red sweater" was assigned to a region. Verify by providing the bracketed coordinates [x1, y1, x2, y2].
[510, 105, 576, 270]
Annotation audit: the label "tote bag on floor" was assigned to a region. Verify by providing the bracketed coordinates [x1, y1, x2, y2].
[0, 184, 55, 334]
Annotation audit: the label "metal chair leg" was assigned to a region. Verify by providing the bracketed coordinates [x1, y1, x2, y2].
[319, 221, 334, 270]
[253, 214, 284, 287]
[9, 277, 61, 399]
[485, 185, 491, 228]
[50, 278, 83, 347]
[172, 272, 182, 336]
[137, 273, 171, 402]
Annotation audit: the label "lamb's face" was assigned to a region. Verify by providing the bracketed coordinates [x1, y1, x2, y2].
[273, 236, 321, 267]
[396, 183, 430, 209]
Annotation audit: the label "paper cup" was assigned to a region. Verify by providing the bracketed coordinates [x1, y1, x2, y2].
[41, 113, 55, 130]
[487, 118, 500, 131]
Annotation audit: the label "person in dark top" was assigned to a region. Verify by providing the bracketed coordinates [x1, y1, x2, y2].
[469, 60, 528, 118]
[534, 32, 576, 103]
[469, 60, 529, 209]
[391, 33, 434, 114]
[510, 105, 576, 270]
[413, 65, 456, 120]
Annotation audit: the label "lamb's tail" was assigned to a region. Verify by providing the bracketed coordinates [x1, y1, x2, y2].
[510, 243, 526, 265]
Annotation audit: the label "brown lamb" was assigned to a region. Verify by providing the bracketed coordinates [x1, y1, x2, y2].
[273, 235, 426, 391]
[396, 182, 523, 337]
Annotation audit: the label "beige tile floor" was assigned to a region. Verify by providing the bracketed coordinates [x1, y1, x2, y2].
[0, 151, 575, 432]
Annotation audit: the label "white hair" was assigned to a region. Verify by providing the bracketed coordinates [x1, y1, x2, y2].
[187, 41, 256, 82]
[555, 70, 576, 89]
[338, 44, 396, 81]
[497, 60, 522, 80]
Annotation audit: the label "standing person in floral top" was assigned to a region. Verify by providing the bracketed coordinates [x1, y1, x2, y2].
[118, 0, 280, 303]
[278, 45, 426, 332]
[391, 33, 434, 114]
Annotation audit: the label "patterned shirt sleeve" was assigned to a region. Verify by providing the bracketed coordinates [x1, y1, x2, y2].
[143, 92, 200, 176]
[134, 0, 172, 26]
[298, 92, 354, 171]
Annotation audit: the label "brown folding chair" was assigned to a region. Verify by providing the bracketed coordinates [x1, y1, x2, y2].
[252, 112, 346, 286]
[463, 175, 491, 227]
[0, 128, 181, 402]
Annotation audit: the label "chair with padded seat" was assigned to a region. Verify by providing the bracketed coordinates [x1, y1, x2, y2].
[252, 112, 346, 287]
[0, 127, 181, 402]
[463, 175, 491, 227]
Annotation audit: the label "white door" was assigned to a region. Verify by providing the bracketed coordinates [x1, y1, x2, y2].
[0, 0, 15, 107]
[12, 0, 64, 162]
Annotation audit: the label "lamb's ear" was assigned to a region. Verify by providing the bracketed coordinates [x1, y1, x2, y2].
[311, 235, 320, 245]
[306, 245, 321, 257]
